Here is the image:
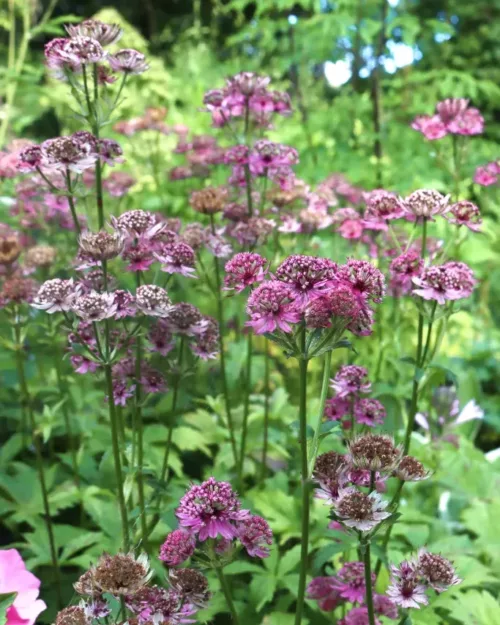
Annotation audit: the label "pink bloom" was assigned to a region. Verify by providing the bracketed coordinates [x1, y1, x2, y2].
[224, 252, 267, 292]
[387, 561, 429, 609]
[72, 291, 117, 321]
[324, 397, 351, 422]
[436, 98, 470, 123]
[155, 241, 197, 278]
[108, 49, 149, 74]
[447, 107, 484, 135]
[126, 585, 196, 625]
[339, 219, 364, 240]
[205, 233, 232, 258]
[447, 200, 482, 231]
[98, 138, 124, 166]
[190, 317, 219, 360]
[330, 365, 371, 398]
[332, 561, 373, 604]
[111, 209, 164, 241]
[113, 290, 136, 318]
[364, 189, 405, 221]
[413, 261, 476, 304]
[275, 255, 337, 307]
[111, 380, 136, 406]
[246, 280, 301, 334]
[390, 250, 424, 295]
[411, 115, 448, 140]
[353, 398, 386, 427]
[0, 549, 46, 625]
[237, 515, 273, 558]
[373, 594, 398, 619]
[148, 319, 175, 356]
[474, 165, 497, 186]
[70, 354, 100, 374]
[176, 477, 250, 541]
[141, 367, 166, 394]
[32, 278, 79, 313]
[336, 259, 385, 304]
[307, 577, 344, 612]
[166, 303, 208, 336]
[340, 606, 382, 625]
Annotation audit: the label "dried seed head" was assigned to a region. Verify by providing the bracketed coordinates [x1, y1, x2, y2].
[394, 456, 431, 482]
[348, 434, 402, 472]
[190, 186, 228, 214]
[92, 552, 151, 596]
[74, 569, 99, 596]
[79, 230, 125, 261]
[54, 606, 89, 625]
[25, 245, 57, 268]
[182, 223, 206, 250]
[168, 568, 210, 606]
[1, 277, 38, 304]
[0, 234, 22, 265]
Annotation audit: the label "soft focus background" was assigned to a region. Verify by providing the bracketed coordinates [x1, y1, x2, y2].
[2, 1, 500, 623]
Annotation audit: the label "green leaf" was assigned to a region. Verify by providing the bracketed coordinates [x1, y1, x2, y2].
[250, 573, 277, 611]
[277, 544, 302, 577]
[0, 593, 17, 625]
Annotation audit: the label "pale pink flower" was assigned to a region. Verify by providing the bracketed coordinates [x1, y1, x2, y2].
[332, 561, 373, 604]
[307, 577, 343, 612]
[412, 261, 476, 304]
[224, 252, 267, 292]
[246, 280, 300, 334]
[411, 114, 448, 140]
[446, 200, 482, 231]
[237, 515, 273, 558]
[330, 365, 371, 398]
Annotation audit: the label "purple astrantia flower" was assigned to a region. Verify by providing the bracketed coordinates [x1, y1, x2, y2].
[332, 561, 373, 604]
[394, 456, 431, 482]
[237, 515, 273, 558]
[307, 577, 344, 612]
[126, 585, 196, 625]
[387, 561, 429, 609]
[335, 259, 385, 305]
[191, 317, 219, 360]
[40, 133, 98, 173]
[148, 319, 175, 356]
[275, 255, 337, 307]
[113, 290, 136, 319]
[32, 278, 79, 313]
[110, 209, 164, 241]
[176, 477, 250, 541]
[353, 398, 386, 427]
[411, 115, 448, 141]
[224, 252, 267, 292]
[324, 397, 351, 423]
[446, 200, 482, 232]
[412, 261, 476, 304]
[333, 487, 391, 532]
[304, 282, 361, 329]
[390, 250, 424, 295]
[330, 365, 371, 398]
[111, 380, 136, 406]
[154, 241, 197, 278]
[373, 594, 398, 619]
[246, 280, 301, 334]
[339, 606, 382, 625]
[159, 530, 196, 567]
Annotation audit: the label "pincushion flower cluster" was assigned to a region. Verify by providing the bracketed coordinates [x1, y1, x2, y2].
[412, 98, 484, 140]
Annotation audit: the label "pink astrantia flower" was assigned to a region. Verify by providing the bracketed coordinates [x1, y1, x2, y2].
[354, 398, 386, 427]
[412, 261, 476, 304]
[390, 250, 424, 295]
[111, 379, 136, 406]
[339, 606, 382, 625]
[237, 515, 273, 558]
[159, 530, 196, 567]
[166, 303, 208, 336]
[324, 397, 351, 423]
[108, 49, 149, 74]
[373, 594, 398, 619]
[411, 115, 448, 140]
[224, 252, 267, 292]
[148, 319, 175, 356]
[307, 577, 344, 612]
[387, 561, 429, 609]
[416, 549, 461, 592]
[364, 189, 405, 221]
[333, 487, 391, 532]
[135, 285, 172, 317]
[446, 200, 482, 232]
[413, 98, 484, 139]
[111, 209, 164, 241]
[0, 549, 46, 625]
[474, 165, 498, 186]
[32, 278, 79, 313]
[275, 255, 337, 307]
[176, 477, 250, 541]
[154, 241, 197, 278]
[191, 317, 219, 360]
[335, 259, 385, 305]
[332, 561, 374, 604]
[72, 291, 117, 321]
[330, 365, 371, 398]
[126, 585, 196, 625]
[246, 280, 301, 334]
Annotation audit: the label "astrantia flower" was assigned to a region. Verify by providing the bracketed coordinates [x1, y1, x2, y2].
[108, 49, 149, 74]
[113, 290, 136, 319]
[394, 456, 431, 482]
[92, 552, 151, 596]
[182, 223, 207, 250]
[135, 285, 172, 317]
[447, 107, 484, 135]
[474, 165, 498, 186]
[224, 252, 267, 292]
[237, 515, 273, 558]
[126, 585, 196, 625]
[354, 398, 386, 427]
[98, 139, 124, 166]
[402, 189, 450, 220]
[330, 365, 371, 398]
[191, 317, 219, 360]
[347, 434, 402, 472]
[78, 230, 125, 261]
[25, 245, 57, 268]
[417, 550, 461, 591]
[168, 568, 210, 607]
[166, 303, 207, 335]
[307, 577, 343, 612]
[336, 259, 385, 305]
[72, 291, 117, 321]
[324, 397, 351, 424]
[54, 606, 88, 625]
[40, 134, 98, 173]
[446, 200, 482, 232]
[436, 98, 469, 124]
[17, 145, 42, 172]
[175, 477, 250, 541]
[32, 278, 79, 313]
[159, 530, 196, 566]
[205, 232, 232, 258]
[65, 19, 123, 46]
[365, 189, 405, 220]
[333, 487, 391, 532]
[412, 261, 476, 304]
[373, 594, 398, 619]
[190, 186, 228, 214]
[155, 241, 196, 277]
[340, 606, 382, 625]
[332, 561, 374, 603]
[111, 380, 135, 406]
[387, 561, 429, 609]
[411, 115, 448, 141]
[275, 254, 337, 306]
[229, 217, 275, 247]
[390, 250, 424, 295]
[148, 319, 175, 356]
[313, 451, 347, 502]
[246, 280, 300, 334]
[1, 278, 39, 307]
[110, 209, 163, 240]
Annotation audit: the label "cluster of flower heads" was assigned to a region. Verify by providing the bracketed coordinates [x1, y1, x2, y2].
[202, 72, 291, 129]
[44, 19, 148, 78]
[54, 550, 211, 625]
[114, 106, 170, 136]
[474, 159, 500, 187]
[412, 98, 484, 140]
[325, 365, 387, 431]
[223, 252, 386, 337]
[170, 132, 227, 181]
[160, 477, 273, 565]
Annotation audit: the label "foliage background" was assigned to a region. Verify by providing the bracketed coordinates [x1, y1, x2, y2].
[2, 0, 500, 623]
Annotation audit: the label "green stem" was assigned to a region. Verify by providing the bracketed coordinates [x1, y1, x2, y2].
[216, 566, 240, 625]
[362, 537, 376, 625]
[209, 214, 238, 468]
[294, 326, 310, 625]
[91, 64, 105, 229]
[260, 339, 270, 485]
[308, 350, 332, 476]
[14, 316, 62, 608]
[374, 480, 404, 577]
[420, 301, 438, 367]
[238, 332, 253, 483]
[65, 170, 81, 234]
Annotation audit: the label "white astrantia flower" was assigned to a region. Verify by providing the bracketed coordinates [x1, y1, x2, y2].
[333, 487, 391, 532]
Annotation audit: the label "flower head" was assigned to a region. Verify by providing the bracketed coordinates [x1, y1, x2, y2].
[246, 280, 300, 334]
[166, 303, 207, 335]
[190, 186, 228, 214]
[353, 398, 386, 427]
[402, 189, 450, 219]
[0, 233, 21, 265]
[72, 291, 117, 321]
[108, 49, 149, 74]
[224, 252, 267, 292]
[275, 254, 337, 306]
[237, 515, 273, 558]
[126, 585, 195, 625]
[54, 606, 89, 625]
[447, 200, 482, 232]
[155, 241, 196, 277]
[411, 115, 448, 141]
[159, 530, 196, 566]
[365, 190, 405, 220]
[111, 209, 163, 240]
[417, 550, 461, 591]
[79, 230, 125, 261]
[347, 434, 402, 472]
[40, 134, 98, 173]
[191, 317, 219, 360]
[330, 365, 371, 398]
[313, 451, 347, 502]
[65, 19, 123, 46]
[412, 261, 476, 304]
[135, 285, 172, 317]
[307, 577, 343, 612]
[390, 250, 424, 295]
[168, 568, 210, 607]
[373, 594, 398, 619]
[25, 245, 57, 269]
[333, 488, 391, 532]
[333, 561, 374, 603]
[387, 561, 429, 609]
[32, 278, 79, 313]
[336, 259, 385, 305]
[176, 477, 250, 541]
[92, 552, 151, 596]
[394, 456, 431, 482]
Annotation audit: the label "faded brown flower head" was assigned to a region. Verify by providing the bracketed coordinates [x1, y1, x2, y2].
[169, 568, 210, 606]
[417, 550, 461, 590]
[190, 186, 228, 215]
[25, 245, 57, 268]
[334, 487, 391, 532]
[92, 552, 151, 596]
[348, 434, 402, 472]
[394, 456, 431, 482]
[1, 277, 38, 304]
[314, 451, 346, 482]
[79, 230, 125, 261]
[54, 606, 89, 625]
[0, 234, 22, 265]
[182, 223, 206, 250]
[74, 569, 98, 596]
